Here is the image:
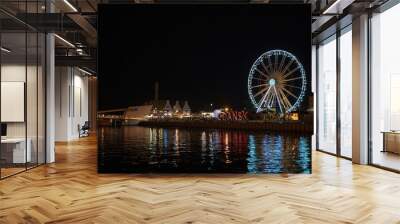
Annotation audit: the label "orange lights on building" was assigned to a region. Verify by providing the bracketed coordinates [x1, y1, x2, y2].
[290, 113, 299, 121]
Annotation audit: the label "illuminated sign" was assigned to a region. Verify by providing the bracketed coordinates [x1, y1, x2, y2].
[218, 111, 248, 121]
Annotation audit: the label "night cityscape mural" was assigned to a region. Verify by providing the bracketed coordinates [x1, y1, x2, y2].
[97, 4, 312, 173]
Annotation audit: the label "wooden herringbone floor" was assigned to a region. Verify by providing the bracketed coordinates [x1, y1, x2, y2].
[1, 136, 400, 224]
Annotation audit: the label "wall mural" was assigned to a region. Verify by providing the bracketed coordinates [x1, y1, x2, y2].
[98, 4, 312, 173]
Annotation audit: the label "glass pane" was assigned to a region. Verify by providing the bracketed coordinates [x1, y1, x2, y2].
[27, 31, 38, 169]
[317, 36, 337, 154]
[38, 33, 45, 165]
[0, 1, 46, 178]
[371, 4, 400, 171]
[340, 29, 352, 158]
[1, 31, 27, 177]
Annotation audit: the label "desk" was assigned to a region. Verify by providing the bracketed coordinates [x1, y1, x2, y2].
[1, 138, 31, 163]
[382, 131, 400, 154]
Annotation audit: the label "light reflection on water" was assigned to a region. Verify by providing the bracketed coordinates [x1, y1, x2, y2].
[98, 126, 311, 173]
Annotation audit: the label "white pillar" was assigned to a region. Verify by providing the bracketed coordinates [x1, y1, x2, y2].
[45, 0, 56, 163]
[46, 32, 55, 163]
[352, 14, 369, 164]
[312, 45, 317, 151]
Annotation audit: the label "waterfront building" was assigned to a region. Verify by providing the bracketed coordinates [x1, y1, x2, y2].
[173, 101, 182, 115]
[162, 100, 172, 117]
[182, 101, 191, 117]
[124, 105, 153, 124]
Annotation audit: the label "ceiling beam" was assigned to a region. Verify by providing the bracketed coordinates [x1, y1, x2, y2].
[67, 13, 97, 46]
[55, 55, 96, 71]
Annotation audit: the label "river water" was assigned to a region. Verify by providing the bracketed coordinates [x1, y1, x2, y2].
[98, 126, 311, 173]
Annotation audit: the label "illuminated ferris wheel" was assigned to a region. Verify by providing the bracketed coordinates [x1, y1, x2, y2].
[248, 49, 306, 114]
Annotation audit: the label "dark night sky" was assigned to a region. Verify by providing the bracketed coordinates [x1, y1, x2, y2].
[98, 4, 311, 111]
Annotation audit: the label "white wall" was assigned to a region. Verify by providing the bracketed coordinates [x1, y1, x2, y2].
[55, 66, 69, 141]
[1, 65, 27, 141]
[1, 65, 40, 137]
[72, 73, 89, 138]
[1, 65, 26, 135]
[1, 63, 46, 164]
[55, 67, 89, 141]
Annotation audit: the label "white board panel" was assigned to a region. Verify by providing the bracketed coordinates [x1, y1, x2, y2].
[1, 82, 25, 122]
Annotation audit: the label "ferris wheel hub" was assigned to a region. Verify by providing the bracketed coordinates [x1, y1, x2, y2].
[269, 78, 276, 86]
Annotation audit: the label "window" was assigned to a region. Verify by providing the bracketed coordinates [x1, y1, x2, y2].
[370, 3, 400, 171]
[317, 35, 337, 154]
[0, 2, 46, 179]
[339, 28, 352, 158]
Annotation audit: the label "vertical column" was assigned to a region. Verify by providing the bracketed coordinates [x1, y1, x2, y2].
[336, 31, 341, 156]
[352, 14, 369, 164]
[46, 0, 55, 163]
[46, 33, 55, 163]
[311, 45, 317, 150]
[88, 77, 97, 133]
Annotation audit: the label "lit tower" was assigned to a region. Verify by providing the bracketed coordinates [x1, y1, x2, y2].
[182, 101, 191, 117]
[173, 100, 182, 115]
[164, 100, 173, 116]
